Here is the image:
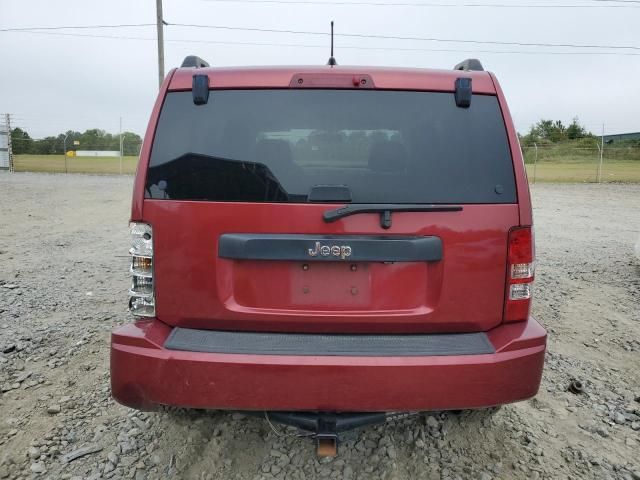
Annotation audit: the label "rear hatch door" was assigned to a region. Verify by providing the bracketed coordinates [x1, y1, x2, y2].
[143, 88, 518, 333]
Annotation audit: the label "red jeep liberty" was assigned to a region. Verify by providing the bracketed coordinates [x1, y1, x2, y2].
[111, 56, 546, 448]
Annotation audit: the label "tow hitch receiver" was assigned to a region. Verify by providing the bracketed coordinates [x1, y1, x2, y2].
[257, 412, 390, 456]
[317, 437, 338, 458]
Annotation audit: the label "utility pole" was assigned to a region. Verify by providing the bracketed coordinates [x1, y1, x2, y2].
[597, 123, 604, 183]
[63, 133, 69, 174]
[156, 0, 165, 89]
[5, 113, 14, 172]
[533, 142, 538, 185]
[119, 116, 123, 175]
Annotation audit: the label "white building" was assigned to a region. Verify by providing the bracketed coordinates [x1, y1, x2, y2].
[75, 150, 120, 157]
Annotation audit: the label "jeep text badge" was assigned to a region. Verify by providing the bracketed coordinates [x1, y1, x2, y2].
[308, 241, 352, 260]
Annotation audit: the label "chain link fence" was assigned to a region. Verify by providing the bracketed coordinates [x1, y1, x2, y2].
[522, 144, 640, 184]
[11, 141, 143, 175]
[6, 142, 640, 181]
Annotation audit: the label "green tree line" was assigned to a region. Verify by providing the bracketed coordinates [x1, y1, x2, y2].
[519, 117, 595, 147]
[10, 128, 142, 156]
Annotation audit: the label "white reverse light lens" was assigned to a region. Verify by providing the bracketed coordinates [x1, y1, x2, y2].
[130, 222, 153, 257]
[509, 283, 531, 301]
[129, 296, 155, 317]
[511, 262, 534, 280]
[130, 275, 153, 296]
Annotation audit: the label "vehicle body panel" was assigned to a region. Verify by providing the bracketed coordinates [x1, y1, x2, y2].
[489, 72, 531, 226]
[111, 316, 546, 411]
[143, 200, 518, 333]
[167, 65, 498, 93]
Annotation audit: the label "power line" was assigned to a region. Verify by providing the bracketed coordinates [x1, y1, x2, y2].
[168, 22, 640, 51]
[8, 29, 640, 56]
[4, 30, 156, 41]
[0, 23, 155, 32]
[2, 20, 638, 52]
[203, 0, 640, 6]
[184, 37, 640, 55]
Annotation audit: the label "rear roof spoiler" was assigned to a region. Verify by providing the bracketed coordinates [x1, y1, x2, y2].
[453, 59, 484, 72]
[181, 55, 210, 68]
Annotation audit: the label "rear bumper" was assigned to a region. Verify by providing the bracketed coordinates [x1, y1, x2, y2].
[110, 318, 546, 412]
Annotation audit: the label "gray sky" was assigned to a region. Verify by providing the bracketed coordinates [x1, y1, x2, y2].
[1, 0, 638, 139]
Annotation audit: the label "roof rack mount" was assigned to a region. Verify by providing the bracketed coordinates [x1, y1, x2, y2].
[453, 59, 484, 72]
[181, 55, 210, 68]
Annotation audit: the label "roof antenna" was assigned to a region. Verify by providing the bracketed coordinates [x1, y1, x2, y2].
[327, 21, 337, 66]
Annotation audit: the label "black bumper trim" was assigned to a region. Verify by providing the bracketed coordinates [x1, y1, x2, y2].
[218, 234, 442, 262]
[164, 328, 495, 357]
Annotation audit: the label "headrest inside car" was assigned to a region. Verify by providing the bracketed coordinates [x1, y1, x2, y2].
[254, 139, 294, 167]
[368, 140, 408, 173]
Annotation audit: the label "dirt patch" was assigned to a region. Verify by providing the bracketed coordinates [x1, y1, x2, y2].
[0, 172, 639, 479]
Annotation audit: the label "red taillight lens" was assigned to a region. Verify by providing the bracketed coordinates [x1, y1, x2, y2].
[508, 227, 534, 265]
[504, 226, 534, 322]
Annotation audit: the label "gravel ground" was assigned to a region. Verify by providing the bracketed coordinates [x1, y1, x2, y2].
[0, 172, 639, 480]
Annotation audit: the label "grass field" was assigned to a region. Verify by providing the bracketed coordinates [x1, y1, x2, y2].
[522, 142, 640, 182]
[526, 161, 640, 183]
[13, 155, 139, 175]
[10, 154, 640, 183]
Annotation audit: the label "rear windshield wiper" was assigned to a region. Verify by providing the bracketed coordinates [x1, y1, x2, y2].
[323, 204, 463, 229]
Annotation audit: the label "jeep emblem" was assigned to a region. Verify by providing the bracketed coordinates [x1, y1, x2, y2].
[308, 241, 352, 260]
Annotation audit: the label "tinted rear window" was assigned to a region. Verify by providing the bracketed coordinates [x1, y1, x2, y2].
[147, 89, 516, 203]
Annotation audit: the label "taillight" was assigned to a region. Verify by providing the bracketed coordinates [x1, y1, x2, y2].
[128, 223, 155, 317]
[504, 226, 534, 322]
